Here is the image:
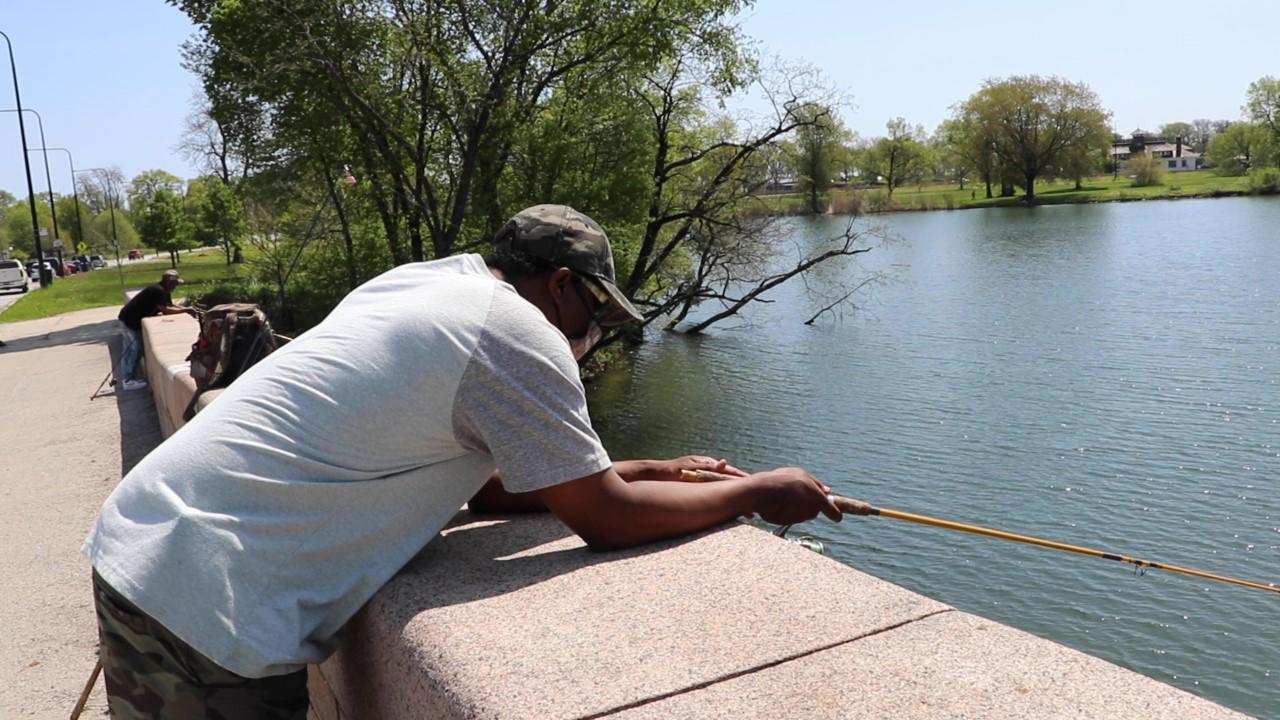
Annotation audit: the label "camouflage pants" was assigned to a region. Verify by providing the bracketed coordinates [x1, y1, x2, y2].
[92, 571, 309, 719]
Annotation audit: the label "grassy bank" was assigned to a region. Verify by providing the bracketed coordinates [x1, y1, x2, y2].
[761, 170, 1260, 215]
[0, 249, 244, 323]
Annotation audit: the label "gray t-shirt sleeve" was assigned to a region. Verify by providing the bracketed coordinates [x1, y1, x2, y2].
[451, 289, 611, 493]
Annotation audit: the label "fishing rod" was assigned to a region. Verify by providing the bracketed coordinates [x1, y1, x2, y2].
[681, 469, 1280, 595]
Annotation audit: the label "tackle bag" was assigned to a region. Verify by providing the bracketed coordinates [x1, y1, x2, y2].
[182, 303, 278, 421]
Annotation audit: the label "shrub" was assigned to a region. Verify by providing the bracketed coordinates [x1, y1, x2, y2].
[1247, 167, 1280, 194]
[1127, 153, 1165, 187]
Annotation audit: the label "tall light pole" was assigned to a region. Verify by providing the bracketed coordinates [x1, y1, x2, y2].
[1, 108, 62, 269]
[39, 146, 84, 249]
[77, 168, 125, 290]
[0, 29, 49, 286]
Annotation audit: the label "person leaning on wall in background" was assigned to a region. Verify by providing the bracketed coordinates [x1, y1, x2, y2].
[114, 269, 197, 391]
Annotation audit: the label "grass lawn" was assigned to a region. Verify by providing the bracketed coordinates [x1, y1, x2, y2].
[0, 249, 246, 323]
[762, 170, 1256, 215]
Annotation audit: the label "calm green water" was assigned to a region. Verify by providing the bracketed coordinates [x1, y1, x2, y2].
[587, 197, 1280, 717]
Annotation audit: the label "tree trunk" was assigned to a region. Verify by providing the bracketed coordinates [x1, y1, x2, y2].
[326, 173, 358, 290]
[1024, 173, 1037, 203]
[1000, 180, 1015, 197]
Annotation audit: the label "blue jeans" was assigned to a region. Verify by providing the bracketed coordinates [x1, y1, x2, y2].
[117, 322, 143, 382]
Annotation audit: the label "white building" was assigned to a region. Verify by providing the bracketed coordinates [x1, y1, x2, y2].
[1110, 133, 1202, 172]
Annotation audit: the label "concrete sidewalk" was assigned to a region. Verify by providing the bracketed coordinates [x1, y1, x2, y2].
[0, 307, 164, 719]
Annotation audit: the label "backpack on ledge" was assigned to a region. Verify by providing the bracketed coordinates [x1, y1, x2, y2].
[182, 303, 279, 421]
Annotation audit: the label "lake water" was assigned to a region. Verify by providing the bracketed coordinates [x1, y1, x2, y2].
[587, 197, 1280, 717]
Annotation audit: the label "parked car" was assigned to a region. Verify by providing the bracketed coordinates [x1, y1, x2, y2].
[89, 255, 107, 268]
[62, 261, 79, 275]
[26, 260, 56, 284]
[74, 257, 91, 273]
[0, 259, 29, 293]
[127, 249, 143, 260]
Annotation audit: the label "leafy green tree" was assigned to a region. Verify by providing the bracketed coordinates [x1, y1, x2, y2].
[136, 188, 190, 267]
[1245, 76, 1280, 167]
[788, 103, 848, 213]
[958, 75, 1111, 202]
[1158, 122, 1195, 144]
[174, 0, 750, 262]
[939, 114, 1004, 198]
[1206, 123, 1275, 174]
[2, 197, 54, 257]
[127, 169, 185, 221]
[193, 179, 246, 265]
[862, 118, 932, 201]
[89, 209, 140, 259]
[55, 195, 91, 247]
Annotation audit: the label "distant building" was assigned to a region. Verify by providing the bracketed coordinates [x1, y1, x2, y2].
[1111, 132, 1202, 172]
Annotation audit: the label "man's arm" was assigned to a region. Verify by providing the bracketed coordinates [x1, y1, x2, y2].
[535, 466, 841, 551]
[159, 305, 198, 317]
[468, 456, 748, 514]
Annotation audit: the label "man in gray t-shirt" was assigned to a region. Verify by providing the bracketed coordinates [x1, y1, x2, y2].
[84, 204, 840, 719]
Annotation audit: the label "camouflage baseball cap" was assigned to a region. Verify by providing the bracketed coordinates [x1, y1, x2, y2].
[493, 204, 643, 326]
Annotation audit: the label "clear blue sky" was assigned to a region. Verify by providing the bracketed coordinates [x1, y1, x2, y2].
[2, 0, 1277, 200]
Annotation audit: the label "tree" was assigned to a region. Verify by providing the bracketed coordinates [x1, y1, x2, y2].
[616, 59, 879, 334]
[188, 177, 246, 265]
[1126, 152, 1165, 187]
[861, 118, 932, 201]
[1189, 119, 1217, 151]
[1158, 122, 1195, 144]
[932, 121, 971, 188]
[1056, 142, 1107, 189]
[89, 209, 140, 258]
[136, 188, 190, 267]
[1206, 123, 1275, 174]
[174, 0, 751, 263]
[55, 195, 90, 247]
[2, 197, 53, 256]
[958, 76, 1111, 202]
[75, 168, 127, 216]
[789, 103, 847, 213]
[178, 95, 267, 184]
[1245, 76, 1280, 167]
[127, 169, 185, 221]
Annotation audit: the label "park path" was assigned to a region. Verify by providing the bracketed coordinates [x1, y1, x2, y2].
[0, 306, 164, 718]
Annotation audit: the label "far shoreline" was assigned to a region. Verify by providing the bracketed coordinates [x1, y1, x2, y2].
[758, 169, 1276, 217]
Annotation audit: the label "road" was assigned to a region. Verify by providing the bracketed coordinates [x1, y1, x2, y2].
[0, 305, 163, 717]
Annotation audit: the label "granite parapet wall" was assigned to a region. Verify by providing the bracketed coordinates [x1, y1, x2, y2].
[133, 295, 1248, 719]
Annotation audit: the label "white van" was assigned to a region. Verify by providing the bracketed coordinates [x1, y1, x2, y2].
[0, 259, 30, 294]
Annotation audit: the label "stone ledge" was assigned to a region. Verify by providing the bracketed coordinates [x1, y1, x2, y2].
[608, 610, 1246, 719]
[309, 514, 1246, 719]
[130, 293, 1246, 719]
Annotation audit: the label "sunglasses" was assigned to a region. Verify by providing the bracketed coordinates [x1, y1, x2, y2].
[571, 273, 614, 326]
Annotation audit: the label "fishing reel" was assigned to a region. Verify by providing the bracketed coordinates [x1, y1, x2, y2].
[774, 524, 825, 555]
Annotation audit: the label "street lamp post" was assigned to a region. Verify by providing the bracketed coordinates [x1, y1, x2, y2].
[1, 108, 62, 270]
[40, 147, 84, 249]
[0, 29, 50, 286]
